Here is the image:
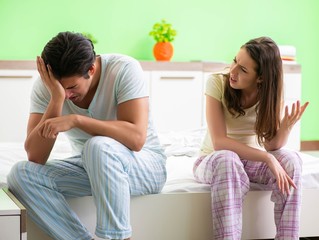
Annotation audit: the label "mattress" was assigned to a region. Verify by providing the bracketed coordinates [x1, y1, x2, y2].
[1, 130, 319, 192]
[161, 129, 319, 192]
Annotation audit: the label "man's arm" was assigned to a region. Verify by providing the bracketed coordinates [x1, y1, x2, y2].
[24, 57, 65, 164]
[42, 97, 149, 152]
[78, 97, 149, 151]
[25, 113, 59, 164]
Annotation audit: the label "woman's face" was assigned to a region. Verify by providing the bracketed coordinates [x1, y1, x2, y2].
[229, 48, 260, 93]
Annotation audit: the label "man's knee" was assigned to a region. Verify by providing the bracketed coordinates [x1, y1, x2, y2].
[7, 161, 30, 193]
[83, 136, 121, 154]
[82, 136, 129, 170]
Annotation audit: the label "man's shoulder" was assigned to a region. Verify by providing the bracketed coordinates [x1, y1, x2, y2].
[100, 54, 142, 75]
[100, 53, 138, 64]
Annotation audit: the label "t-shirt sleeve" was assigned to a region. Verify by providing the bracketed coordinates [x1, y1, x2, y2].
[30, 77, 51, 114]
[205, 73, 224, 102]
[115, 58, 148, 104]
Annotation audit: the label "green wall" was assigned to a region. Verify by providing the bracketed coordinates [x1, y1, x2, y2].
[1, 0, 318, 140]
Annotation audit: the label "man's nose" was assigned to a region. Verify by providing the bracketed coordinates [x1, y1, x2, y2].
[65, 90, 72, 99]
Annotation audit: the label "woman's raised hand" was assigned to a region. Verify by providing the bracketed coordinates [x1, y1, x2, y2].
[281, 100, 309, 131]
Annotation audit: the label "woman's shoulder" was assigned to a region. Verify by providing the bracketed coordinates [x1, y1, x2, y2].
[206, 70, 228, 89]
[205, 70, 229, 101]
[206, 69, 228, 82]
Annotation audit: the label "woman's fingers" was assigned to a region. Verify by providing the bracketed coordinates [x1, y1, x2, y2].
[276, 171, 297, 195]
[287, 175, 297, 189]
[299, 102, 309, 119]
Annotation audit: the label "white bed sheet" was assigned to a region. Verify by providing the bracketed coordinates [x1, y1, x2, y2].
[160, 128, 319, 192]
[1, 130, 319, 192]
[163, 152, 319, 193]
[0, 136, 73, 188]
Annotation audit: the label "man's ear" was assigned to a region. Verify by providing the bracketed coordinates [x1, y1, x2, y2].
[88, 64, 95, 76]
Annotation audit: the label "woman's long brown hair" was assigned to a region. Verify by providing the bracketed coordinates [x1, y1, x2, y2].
[224, 37, 283, 145]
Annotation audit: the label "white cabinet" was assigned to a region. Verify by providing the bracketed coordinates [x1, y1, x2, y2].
[148, 71, 204, 132]
[0, 70, 38, 142]
[0, 216, 21, 240]
[283, 73, 302, 150]
[0, 188, 27, 240]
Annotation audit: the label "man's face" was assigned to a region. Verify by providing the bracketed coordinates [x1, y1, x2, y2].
[59, 75, 92, 103]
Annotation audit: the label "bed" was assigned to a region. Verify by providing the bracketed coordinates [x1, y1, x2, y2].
[1, 129, 319, 240]
[1, 61, 319, 240]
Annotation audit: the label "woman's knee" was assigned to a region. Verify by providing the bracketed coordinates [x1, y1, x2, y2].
[271, 149, 302, 175]
[204, 150, 249, 189]
[202, 150, 243, 178]
[213, 150, 242, 166]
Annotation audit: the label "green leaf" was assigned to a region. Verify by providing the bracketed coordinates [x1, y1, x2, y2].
[149, 19, 177, 43]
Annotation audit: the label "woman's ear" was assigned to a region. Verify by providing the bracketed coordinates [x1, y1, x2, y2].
[257, 77, 263, 83]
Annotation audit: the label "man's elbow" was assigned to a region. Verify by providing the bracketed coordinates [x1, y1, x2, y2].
[26, 151, 48, 165]
[130, 134, 146, 152]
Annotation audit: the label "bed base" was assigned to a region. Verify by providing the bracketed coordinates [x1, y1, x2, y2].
[26, 189, 319, 240]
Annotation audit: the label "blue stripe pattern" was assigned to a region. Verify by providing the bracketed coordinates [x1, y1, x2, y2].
[7, 136, 167, 240]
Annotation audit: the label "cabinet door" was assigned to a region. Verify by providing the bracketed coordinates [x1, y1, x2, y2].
[0, 216, 21, 240]
[149, 71, 204, 132]
[283, 73, 302, 151]
[0, 70, 38, 142]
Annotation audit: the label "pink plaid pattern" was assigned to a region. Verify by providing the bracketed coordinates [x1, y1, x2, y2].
[193, 149, 302, 240]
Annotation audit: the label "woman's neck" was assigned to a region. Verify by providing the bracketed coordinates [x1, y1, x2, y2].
[241, 89, 258, 109]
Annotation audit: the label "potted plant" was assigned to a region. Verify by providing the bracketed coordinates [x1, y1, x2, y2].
[82, 32, 98, 45]
[149, 19, 177, 61]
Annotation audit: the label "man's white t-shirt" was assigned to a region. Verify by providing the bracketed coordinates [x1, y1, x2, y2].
[30, 54, 164, 156]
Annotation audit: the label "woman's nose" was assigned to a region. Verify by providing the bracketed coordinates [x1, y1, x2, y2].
[230, 64, 238, 75]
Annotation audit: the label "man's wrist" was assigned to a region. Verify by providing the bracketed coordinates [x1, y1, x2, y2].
[71, 114, 80, 128]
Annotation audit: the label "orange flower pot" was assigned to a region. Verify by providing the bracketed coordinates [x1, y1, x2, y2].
[153, 42, 174, 61]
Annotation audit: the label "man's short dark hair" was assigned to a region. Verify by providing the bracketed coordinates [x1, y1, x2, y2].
[41, 31, 96, 80]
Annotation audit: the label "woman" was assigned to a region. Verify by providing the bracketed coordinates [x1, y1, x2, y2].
[193, 37, 308, 239]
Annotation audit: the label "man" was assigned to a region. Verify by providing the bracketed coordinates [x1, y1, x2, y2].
[8, 31, 167, 240]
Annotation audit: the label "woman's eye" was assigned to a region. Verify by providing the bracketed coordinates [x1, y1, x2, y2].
[241, 68, 247, 73]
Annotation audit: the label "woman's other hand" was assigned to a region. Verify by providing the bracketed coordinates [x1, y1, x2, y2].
[265, 153, 297, 195]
